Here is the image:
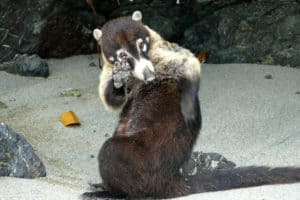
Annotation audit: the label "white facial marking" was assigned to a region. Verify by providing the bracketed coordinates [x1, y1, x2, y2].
[145, 37, 150, 43]
[132, 11, 142, 21]
[136, 38, 143, 53]
[132, 58, 155, 81]
[93, 29, 102, 41]
[136, 38, 143, 44]
[142, 44, 147, 52]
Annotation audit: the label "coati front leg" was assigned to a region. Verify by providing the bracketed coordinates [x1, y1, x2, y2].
[98, 61, 129, 110]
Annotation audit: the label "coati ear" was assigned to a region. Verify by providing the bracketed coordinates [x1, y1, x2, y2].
[93, 28, 102, 41]
[132, 10, 142, 21]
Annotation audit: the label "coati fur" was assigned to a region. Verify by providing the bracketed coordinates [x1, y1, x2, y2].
[83, 11, 300, 199]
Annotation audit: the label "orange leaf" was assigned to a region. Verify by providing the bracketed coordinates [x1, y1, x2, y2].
[60, 111, 80, 126]
[197, 52, 207, 63]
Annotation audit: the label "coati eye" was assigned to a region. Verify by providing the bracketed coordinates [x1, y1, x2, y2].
[145, 37, 150, 43]
[136, 38, 147, 53]
[136, 38, 143, 49]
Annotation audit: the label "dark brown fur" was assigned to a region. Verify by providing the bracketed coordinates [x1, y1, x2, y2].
[99, 77, 200, 198]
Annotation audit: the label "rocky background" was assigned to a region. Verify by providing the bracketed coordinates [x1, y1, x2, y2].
[0, 0, 299, 67]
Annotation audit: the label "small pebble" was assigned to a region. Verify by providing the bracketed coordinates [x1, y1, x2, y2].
[90, 155, 95, 158]
[60, 88, 81, 97]
[104, 133, 110, 137]
[87, 55, 94, 60]
[264, 74, 273, 79]
[0, 101, 8, 109]
[296, 91, 300, 95]
[89, 62, 96, 67]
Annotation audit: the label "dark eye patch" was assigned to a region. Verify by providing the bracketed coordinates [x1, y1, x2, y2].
[127, 58, 135, 70]
[138, 41, 144, 49]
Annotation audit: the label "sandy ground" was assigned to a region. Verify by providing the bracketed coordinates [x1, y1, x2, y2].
[0, 55, 299, 200]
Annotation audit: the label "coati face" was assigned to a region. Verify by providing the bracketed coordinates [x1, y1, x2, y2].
[93, 11, 155, 82]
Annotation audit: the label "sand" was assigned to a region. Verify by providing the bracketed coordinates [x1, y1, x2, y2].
[0, 55, 299, 199]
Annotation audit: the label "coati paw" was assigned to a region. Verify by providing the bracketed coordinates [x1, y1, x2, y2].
[112, 60, 131, 88]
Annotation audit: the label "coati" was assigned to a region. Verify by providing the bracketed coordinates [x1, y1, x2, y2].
[82, 11, 300, 199]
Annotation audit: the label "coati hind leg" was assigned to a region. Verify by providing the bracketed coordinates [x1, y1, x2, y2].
[86, 117, 195, 199]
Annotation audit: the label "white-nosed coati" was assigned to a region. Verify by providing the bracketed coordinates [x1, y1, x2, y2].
[82, 11, 300, 199]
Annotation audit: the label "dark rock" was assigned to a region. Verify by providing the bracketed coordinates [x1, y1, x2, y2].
[109, 0, 193, 41]
[1, 0, 299, 68]
[191, 0, 250, 19]
[0, 0, 56, 63]
[0, 0, 103, 61]
[93, 0, 153, 15]
[38, 15, 95, 58]
[0, 123, 46, 178]
[0, 54, 49, 77]
[182, 0, 300, 67]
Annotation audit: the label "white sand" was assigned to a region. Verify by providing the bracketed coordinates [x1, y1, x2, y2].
[0, 55, 299, 199]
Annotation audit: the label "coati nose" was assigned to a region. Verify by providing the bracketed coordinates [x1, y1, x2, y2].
[143, 67, 155, 82]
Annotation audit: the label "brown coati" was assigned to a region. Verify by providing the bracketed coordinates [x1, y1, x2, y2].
[82, 11, 300, 199]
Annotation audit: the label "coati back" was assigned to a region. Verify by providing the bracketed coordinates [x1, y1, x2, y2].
[98, 77, 198, 198]
[82, 11, 300, 199]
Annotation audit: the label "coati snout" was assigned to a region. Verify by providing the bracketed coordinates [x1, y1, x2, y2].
[93, 11, 155, 82]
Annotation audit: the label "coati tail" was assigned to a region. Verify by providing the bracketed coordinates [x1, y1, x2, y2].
[188, 166, 300, 193]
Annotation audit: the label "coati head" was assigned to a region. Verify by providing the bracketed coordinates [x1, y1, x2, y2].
[93, 11, 155, 82]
